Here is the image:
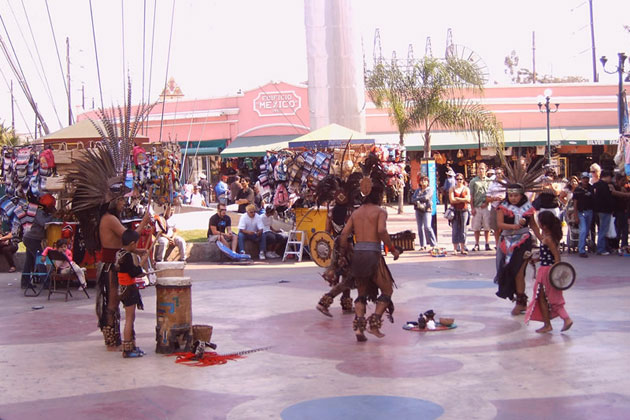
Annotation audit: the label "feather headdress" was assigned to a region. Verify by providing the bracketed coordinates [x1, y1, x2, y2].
[496, 151, 545, 194]
[66, 80, 154, 251]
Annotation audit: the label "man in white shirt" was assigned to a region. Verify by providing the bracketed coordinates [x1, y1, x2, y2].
[155, 207, 187, 261]
[261, 206, 284, 258]
[237, 204, 266, 260]
[190, 186, 206, 207]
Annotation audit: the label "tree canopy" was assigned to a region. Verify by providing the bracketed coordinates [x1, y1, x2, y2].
[366, 56, 503, 157]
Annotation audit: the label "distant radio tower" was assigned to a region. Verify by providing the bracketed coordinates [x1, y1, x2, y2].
[407, 44, 415, 68]
[425, 36, 433, 57]
[373, 28, 383, 65]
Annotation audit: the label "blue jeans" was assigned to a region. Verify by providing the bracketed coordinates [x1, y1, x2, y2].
[578, 210, 593, 254]
[596, 212, 612, 253]
[415, 210, 436, 247]
[237, 232, 265, 253]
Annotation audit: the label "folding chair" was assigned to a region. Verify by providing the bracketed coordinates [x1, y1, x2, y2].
[24, 250, 52, 297]
[46, 250, 90, 301]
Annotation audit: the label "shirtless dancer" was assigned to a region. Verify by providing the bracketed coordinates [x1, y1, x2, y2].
[98, 196, 150, 350]
[339, 182, 400, 342]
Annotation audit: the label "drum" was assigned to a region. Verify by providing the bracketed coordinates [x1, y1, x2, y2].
[155, 277, 193, 354]
[309, 231, 334, 268]
[549, 262, 576, 290]
[155, 261, 186, 278]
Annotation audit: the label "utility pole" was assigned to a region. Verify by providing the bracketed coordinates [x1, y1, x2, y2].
[81, 84, 85, 110]
[66, 37, 73, 125]
[34, 103, 38, 140]
[10, 80, 14, 131]
[532, 31, 536, 84]
[589, 0, 598, 82]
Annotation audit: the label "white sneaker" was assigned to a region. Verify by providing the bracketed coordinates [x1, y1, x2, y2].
[271, 251, 281, 258]
[265, 251, 275, 259]
[259, 251, 266, 260]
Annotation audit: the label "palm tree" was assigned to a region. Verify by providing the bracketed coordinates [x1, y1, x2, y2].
[411, 56, 503, 158]
[0, 123, 21, 146]
[366, 60, 416, 146]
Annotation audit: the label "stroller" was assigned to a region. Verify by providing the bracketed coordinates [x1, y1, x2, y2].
[566, 221, 580, 253]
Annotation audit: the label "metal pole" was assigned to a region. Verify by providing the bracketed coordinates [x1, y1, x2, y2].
[532, 31, 536, 84]
[66, 37, 72, 125]
[589, 0, 598, 82]
[546, 97, 551, 164]
[617, 53, 626, 134]
[10, 79, 14, 131]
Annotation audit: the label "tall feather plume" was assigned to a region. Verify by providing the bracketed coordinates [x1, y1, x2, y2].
[68, 79, 154, 251]
[497, 149, 545, 193]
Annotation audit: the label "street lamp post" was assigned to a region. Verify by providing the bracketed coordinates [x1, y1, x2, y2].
[600, 52, 629, 134]
[538, 89, 559, 165]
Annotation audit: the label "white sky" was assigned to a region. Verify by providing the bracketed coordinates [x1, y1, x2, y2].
[0, 0, 629, 136]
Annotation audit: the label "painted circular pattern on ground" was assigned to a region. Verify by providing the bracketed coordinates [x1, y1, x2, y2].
[427, 280, 495, 289]
[281, 395, 443, 420]
[336, 354, 463, 378]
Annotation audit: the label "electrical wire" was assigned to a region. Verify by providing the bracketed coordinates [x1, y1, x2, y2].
[145, 0, 157, 135]
[121, 0, 126, 107]
[88, 0, 104, 110]
[43, 0, 72, 124]
[0, 12, 47, 134]
[10, 0, 62, 128]
[158, 0, 176, 142]
[142, 0, 146, 104]
[0, 63, 34, 138]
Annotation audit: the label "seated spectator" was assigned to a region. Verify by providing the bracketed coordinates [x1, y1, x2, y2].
[207, 203, 238, 252]
[236, 177, 255, 213]
[261, 206, 285, 258]
[237, 204, 266, 260]
[190, 185, 207, 207]
[155, 206, 187, 262]
[0, 228, 18, 273]
[41, 238, 87, 289]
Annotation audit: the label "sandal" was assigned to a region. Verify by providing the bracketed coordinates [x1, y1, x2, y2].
[460, 250, 468, 255]
[8, 267, 16, 273]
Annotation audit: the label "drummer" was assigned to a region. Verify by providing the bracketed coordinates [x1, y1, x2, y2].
[524, 212, 573, 333]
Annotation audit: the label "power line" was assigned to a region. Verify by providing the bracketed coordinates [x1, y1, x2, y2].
[0, 11, 48, 134]
[88, 0, 104, 110]
[43, 0, 72, 124]
[9, 0, 63, 128]
[158, 0, 177, 142]
[0, 63, 33, 137]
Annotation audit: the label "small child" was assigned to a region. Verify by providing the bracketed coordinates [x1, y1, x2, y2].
[116, 229, 148, 358]
[41, 239, 87, 289]
[525, 212, 573, 333]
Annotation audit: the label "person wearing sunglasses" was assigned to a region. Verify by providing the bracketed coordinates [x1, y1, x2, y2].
[448, 174, 471, 255]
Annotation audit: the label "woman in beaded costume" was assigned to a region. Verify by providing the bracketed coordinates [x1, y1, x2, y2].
[494, 157, 543, 316]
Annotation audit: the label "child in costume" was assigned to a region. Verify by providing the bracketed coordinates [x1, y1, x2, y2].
[116, 229, 148, 358]
[525, 212, 573, 333]
[41, 239, 87, 289]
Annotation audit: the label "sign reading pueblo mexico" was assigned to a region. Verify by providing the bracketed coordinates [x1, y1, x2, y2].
[253, 90, 302, 117]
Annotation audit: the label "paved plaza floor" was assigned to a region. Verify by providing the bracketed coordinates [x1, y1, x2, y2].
[0, 207, 629, 419]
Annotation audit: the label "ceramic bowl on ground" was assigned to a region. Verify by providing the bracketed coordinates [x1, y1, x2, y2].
[439, 317, 454, 326]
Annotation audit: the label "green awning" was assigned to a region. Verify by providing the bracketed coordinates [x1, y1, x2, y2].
[178, 139, 227, 149]
[181, 147, 221, 156]
[220, 135, 301, 157]
[374, 127, 620, 151]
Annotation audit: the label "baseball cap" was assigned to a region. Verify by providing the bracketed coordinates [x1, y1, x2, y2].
[581, 172, 590, 179]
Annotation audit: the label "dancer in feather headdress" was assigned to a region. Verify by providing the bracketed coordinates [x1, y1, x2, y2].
[66, 82, 154, 351]
[314, 173, 362, 317]
[337, 152, 400, 342]
[493, 154, 544, 315]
